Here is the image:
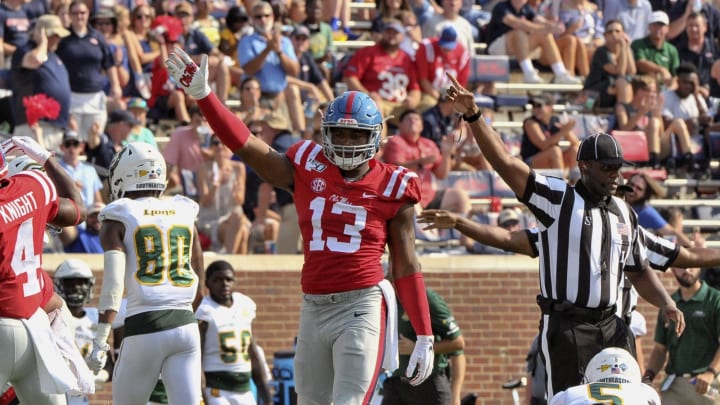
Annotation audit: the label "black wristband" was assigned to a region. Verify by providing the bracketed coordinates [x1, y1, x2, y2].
[708, 367, 719, 378]
[463, 109, 482, 123]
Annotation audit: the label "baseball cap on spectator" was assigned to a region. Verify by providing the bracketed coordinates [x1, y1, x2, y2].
[291, 25, 310, 38]
[438, 26, 458, 50]
[88, 202, 106, 216]
[649, 11, 669, 25]
[127, 97, 148, 111]
[251, 111, 290, 131]
[530, 93, 553, 107]
[91, 8, 117, 24]
[108, 109, 140, 126]
[576, 132, 631, 165]
[63, 130, 80, 142]
[226, 6, 248, 25]
[175, 1, 194, 16]
[383, 19, 405, 34]
[498, 208, 520, 227]
[34, 15, 70, 38]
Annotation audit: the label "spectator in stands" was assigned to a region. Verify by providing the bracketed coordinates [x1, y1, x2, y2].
[10, 14, 71, 152]
[370, 0, 414, 39]
[91, 8, 130, 108]
[196, 135, 250, 254]
[520, 94, 579, 173]
[556, 0, 604, 78]
[0, 0, 31, 64]
[128, 4, 160, 95]
[416, 26, 470, 108]
[238, 1, 299, 109]
[86, 109, 138, 181]
[234, 77, 272, 122]
[584, 19, 636, 109]
[218, 6, 250, 88]
[246, 111, 302, 254]
[59, 201, 104, 253]
[662, 63, 711, 138]
[615, 76, 664, 168]
[162, 105, 213, 199]
[421, 88, 462, 149]
[147, 15, 191, 125]
[665, 0, 720, 46]
[303, 0, 334, 78]
[176, 1, 230, 103]
[421, 0, 474, 57]
[57, 0, 121, 142]
[631, 11, 679, 88]
[192, 0, 221, 47]
[603, 0, 653, 42]
[623, 172, 692, 246]
[287, 25, 334, 137]
[343, 19, 422, 127]
[676, 12, 719, 99]
[383, 109, 471, 218]
[484, 0, 582, 84]
[58, 130, 104, 207]
[126, 97, 158, 148]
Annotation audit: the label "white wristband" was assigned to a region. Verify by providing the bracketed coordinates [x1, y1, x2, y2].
[95, 322, 112, 345]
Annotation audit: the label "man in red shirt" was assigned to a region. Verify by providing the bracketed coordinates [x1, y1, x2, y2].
[0, 136, 87, 404]
[343, 19, 424, 128]
[416, 26, 471, 107]
[167, 48, 436, 405]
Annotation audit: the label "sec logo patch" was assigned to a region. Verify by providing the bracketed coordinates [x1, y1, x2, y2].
[311, 178, 326, 193]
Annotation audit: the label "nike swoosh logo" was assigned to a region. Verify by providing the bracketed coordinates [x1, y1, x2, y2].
[362, 193, 377, 199]
[354, 312, 368, 317]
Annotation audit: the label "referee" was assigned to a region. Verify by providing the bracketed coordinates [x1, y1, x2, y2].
[443, 75, 685, 400]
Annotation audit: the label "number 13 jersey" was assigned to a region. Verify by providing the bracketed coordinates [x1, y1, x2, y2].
[287, 140, 422, 294]
[100, 195, 200, 318]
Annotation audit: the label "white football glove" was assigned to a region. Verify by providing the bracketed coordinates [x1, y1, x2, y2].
[88, 340, 110, 374]
[406, 335, 434, 386]
[11, 136, 51, 165]
[165, 47, 212, 100]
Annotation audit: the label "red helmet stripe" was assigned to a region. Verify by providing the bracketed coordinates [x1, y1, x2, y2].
[344, 91, 356, 119]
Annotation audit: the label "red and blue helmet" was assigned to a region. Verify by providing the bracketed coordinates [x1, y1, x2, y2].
[321, 91, 383, 170]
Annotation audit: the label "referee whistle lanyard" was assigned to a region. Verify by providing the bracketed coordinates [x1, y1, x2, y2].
[598, 203, 611, 281]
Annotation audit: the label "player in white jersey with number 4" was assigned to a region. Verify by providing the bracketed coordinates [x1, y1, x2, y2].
[550, 347, 660, 405]
[87, 142, 205, 405]
[196, 260, 272, 405]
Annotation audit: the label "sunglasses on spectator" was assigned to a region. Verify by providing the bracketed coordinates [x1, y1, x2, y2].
[254, 13, 272, 19]
[64, 140, 81, 148]
[532, 103, 546, 108]
[135, 14, 151, 19]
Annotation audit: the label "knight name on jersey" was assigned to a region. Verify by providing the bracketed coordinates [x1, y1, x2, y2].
[0, 191, 38, 223]
[143, 209, 177, 216]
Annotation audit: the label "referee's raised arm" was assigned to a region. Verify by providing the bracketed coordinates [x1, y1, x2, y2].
[445, 74, 530, 196]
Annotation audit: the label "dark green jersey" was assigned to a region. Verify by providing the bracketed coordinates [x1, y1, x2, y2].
[394, 288, 461, 377]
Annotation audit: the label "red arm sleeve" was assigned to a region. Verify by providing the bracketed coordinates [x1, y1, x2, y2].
[395, 273, 432, 335]
[197, 92, 251, 152]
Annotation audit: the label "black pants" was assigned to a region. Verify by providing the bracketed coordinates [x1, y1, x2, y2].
[381, 372, 452, 405]
[539, 311, 633, 399]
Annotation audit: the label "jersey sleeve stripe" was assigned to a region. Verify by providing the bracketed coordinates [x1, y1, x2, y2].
[383, 168, 402, 198]
[304, 144, 323, 172]
[23, 170, 57, 205]
[394, 171, 418, 199]
[294, 140, 313, 166]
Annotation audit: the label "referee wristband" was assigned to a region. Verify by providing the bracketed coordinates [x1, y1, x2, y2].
[708, 367, 719, 378]
[463, 109, 482, 123]
[643, 370, 656, 382]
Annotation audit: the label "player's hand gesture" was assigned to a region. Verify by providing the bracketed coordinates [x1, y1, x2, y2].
[418, 209, 458, 230]
[661, 301, 685, 337]
[88, 340, 110, 374]
[405, 335, 434, 386]
[444, 73, 476, 116]
[11, 136, 51, 164]
[165, 47, 212, 100]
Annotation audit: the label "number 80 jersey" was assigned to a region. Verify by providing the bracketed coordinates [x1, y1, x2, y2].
[287, 140, 422, 295]
[99, 195, 200, 318]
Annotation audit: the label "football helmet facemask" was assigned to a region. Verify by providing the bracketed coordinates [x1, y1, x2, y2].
[54, 259, 95, 307]
[109, 142, 166, 200]
[321, 91, 383, 171]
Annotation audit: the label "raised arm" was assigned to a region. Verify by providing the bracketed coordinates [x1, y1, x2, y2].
[166, 49, 295, 190]
[445, 74, 530, 196]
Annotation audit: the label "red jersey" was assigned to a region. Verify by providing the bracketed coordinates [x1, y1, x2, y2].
[287, 140, 422, 294]
[0, 171, 59, 319]
[415, 38, 470, 90]
[343, 44, 420, 103]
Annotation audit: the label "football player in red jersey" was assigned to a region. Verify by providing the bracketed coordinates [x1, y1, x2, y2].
[167, 47, 435, 405]
[0, 136, 87, 404]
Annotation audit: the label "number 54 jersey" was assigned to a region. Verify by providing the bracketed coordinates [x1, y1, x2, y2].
[99, 195, 200, 318]
[287, 140, 422, 294]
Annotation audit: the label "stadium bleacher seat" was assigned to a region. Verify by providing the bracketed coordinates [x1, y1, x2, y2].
[470, 55, 529, 110]
[611, 130, 649, 165]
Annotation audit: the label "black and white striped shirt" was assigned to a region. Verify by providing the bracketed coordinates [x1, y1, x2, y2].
[520, 172, 648, 309]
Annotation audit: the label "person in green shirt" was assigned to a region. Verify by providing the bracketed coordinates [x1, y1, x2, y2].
[382, 288, 465, 405]
[644, 265, 720, 404]
[631, 11, 680, 90]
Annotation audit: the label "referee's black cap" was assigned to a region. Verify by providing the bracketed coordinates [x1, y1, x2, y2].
[576, 132, 632, 166]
